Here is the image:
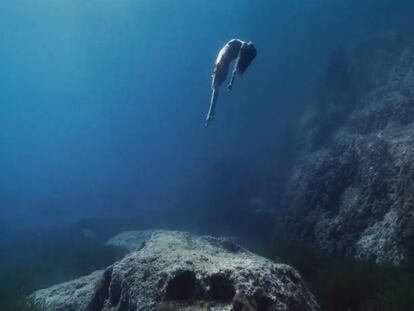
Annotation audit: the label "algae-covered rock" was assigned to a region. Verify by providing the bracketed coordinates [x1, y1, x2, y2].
[31, 230, 320, 311]
[31, 270, 103, 311]
[284, 32, 414, 265]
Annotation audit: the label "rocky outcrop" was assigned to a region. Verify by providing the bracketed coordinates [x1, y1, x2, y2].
[284, 32, 414, 266]
[32, 271, 104, 311]
[106, 230, 158, 252]
[32, 231, 320, 311]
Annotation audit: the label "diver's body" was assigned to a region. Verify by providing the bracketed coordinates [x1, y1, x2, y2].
[206, 39, 257, 127]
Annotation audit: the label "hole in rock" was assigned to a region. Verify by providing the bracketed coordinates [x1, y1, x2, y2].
[255, 294, 272, 311]
[166, 270, 196, 300]
[209, 274, 235, 301]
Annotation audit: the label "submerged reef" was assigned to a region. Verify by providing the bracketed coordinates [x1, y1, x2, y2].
[283, 32, 414, 266]
[31, 231, 320, 311]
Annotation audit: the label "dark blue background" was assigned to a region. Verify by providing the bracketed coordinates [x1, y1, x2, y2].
[1, 0, 413, 230]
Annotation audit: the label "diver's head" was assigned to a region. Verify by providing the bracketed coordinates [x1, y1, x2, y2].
[237, 42, 257, 74]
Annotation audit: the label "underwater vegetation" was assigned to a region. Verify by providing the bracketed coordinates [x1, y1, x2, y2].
[248, 238, 414, 311]
[0, 222, 128, 311]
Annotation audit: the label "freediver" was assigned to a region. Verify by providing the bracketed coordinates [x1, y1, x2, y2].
[205, 39, 257, 127]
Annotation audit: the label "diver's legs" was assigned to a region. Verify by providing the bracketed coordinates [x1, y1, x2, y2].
[205, 87, 219, 127]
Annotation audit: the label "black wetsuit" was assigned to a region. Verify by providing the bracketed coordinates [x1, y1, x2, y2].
[206, 39, 256, 126]
[212, 39, 243, 88]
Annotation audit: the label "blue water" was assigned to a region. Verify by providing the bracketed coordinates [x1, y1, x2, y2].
[2, 1, 414, 310]
[1, 0, 414, 233]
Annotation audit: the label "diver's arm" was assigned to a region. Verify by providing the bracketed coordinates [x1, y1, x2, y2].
[205, 86, 219, 127]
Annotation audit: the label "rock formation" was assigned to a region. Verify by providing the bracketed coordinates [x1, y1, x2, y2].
[31, 231, 320, 311]
[106, 230, 158, 252]
[284, 32, 414, 266]
[32, 271, 104, 311]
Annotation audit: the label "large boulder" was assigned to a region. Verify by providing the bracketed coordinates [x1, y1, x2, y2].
[32, 231, 320, 311]
[284, 32, 414, 266]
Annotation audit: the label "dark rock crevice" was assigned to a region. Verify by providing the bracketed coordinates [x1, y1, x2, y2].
[208, 273, 235, 302]
[88, 266, 113, 311]
[165, 270, 198, 301]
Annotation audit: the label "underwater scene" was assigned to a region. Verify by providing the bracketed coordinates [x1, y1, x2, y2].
[2, 0, 414, 310]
